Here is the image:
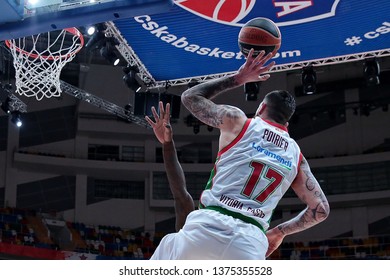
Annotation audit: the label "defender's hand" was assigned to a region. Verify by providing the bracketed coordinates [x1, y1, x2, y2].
[145, 101, 173, 144]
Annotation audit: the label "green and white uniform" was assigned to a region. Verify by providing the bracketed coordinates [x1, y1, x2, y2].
[151, 117, 302, 260]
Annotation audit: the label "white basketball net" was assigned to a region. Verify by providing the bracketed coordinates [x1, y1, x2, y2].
[6, 28, 84, 101]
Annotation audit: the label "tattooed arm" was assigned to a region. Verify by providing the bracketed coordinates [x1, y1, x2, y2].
[181, 49, 275, 133]
[265, 156, 330, 257]
[182, 76, 245, 129]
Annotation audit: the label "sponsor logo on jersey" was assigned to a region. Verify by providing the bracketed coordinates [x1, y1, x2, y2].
[252, 142, 292, 169]
[175, 0, 340, 26]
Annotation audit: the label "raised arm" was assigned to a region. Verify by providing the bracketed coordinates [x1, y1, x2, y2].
[145, 102, 195, 231]
[265, 156, 330, 257]
[181, 49, 275, 132]
[162, 139, 194, 231]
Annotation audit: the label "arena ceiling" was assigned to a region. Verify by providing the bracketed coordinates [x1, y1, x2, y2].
[110, 0, 390, 88]
[1, 0, 389, 90]
[1, 0, 389, 127]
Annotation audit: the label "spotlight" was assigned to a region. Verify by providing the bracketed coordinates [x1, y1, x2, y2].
[10, 111, 22, 127]
[124, 104, 132, 115]
[244, 82, 260, 101]
[363, 57, 380, 86]
[123, 66, 141, 92]
[85, 23, 106, 49]
[185, 114, 202, 134]
[87, 26, 96, 36]
[0, 83, 11, 114]
[100, 44, 120, 66]
[302, 65, 316, 95]
[0, 83, 12, 98]
[338, 110, 346, 118]
[185, 114, 195, 126]
[1, 97, 11, 114]
[193, 123, 200, 134]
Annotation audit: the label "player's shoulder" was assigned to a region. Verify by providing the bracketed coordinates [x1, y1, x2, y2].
[222, 104, 246, 117]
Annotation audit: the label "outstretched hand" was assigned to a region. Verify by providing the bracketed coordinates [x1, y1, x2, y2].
[235, 49, 275, 84]
[145, 101, 173, 144]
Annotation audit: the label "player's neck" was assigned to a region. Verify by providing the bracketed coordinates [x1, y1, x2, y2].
[258, 114, 287, 129]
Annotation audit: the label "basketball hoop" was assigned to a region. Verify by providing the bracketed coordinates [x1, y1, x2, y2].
[5, 28, 84, 101]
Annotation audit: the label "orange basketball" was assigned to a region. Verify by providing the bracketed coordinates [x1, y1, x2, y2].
[238, 17, 281, 57]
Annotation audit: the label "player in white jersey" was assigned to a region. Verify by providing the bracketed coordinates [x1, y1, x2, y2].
[151, 49, 330, 260]
[199, 116, 302, 234]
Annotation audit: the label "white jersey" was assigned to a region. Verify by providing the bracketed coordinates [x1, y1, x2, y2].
[199, 117, 302, 232]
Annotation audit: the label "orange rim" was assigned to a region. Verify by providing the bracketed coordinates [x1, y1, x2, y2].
[5, 27, 84, 60]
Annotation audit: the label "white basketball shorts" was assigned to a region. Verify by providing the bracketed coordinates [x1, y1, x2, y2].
[150, 209, 268, 260]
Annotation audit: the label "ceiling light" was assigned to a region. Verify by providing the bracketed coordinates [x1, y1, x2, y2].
[193, 123, 200, 134]
[85, 23, 106, 49]
[124, 104, 132, 115]
[363, 57, 380, 86]
[100, 44, 120, 66]
[1, 97, 11, 114]
[87, 26, 96, 36]
[244, 82, 260, 101]
[302, 65, 317, 95]
[11, 111, 22, 127]
[123, 66, 141, 92]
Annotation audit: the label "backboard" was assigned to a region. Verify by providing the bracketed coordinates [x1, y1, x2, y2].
[0, 0, 174, 40]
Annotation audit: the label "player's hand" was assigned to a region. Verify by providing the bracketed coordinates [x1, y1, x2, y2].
[145, 101, 173, 144]
[265, 227, 285, 258]
[235, 49, 275, 84]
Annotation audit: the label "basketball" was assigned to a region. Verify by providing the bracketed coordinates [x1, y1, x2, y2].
[238, 17, 281, 58]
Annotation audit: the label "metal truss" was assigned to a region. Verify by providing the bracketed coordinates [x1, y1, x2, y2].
[271, 49, 390, 73]
[155, 49, 390, 88]
[107, 21, 390, 89]
[0, 85, 27, 113]
[8, 94, 27, 113]
[60, 80, 151, 129]
[105, 22, 156, 87]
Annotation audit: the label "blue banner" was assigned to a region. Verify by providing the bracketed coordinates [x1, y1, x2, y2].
[113, 0, 390, 82]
